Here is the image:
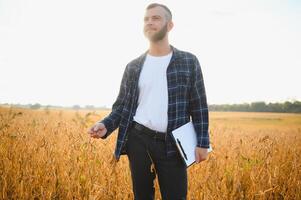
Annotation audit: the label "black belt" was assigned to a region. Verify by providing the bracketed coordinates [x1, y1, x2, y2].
[132, 121, 166, 141]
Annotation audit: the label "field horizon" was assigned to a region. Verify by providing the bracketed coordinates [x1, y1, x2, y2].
[0, 107, 300, 199]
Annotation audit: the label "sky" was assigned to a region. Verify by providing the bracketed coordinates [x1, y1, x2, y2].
[0, 0, 300, 107]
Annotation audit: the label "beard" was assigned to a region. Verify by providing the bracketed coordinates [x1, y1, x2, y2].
[145, 23, 168, 42]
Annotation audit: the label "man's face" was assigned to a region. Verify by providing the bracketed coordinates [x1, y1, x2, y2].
[143, 6, 172, 42]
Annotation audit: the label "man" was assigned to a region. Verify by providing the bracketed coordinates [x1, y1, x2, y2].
[88, 3, 210, 200]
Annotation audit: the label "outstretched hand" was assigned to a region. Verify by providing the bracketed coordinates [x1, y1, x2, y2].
[87, 122, 107, 139]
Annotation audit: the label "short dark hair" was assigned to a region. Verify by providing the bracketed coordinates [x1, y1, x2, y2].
[146, 3, 172, 21]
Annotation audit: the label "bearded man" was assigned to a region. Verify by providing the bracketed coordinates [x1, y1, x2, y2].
[88, 3, 210, 200]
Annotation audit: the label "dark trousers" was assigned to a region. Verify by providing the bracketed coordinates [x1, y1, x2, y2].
[126, 125, 187, 200]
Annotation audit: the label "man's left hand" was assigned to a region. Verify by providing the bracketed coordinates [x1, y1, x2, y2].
[195, 147, 208, 164]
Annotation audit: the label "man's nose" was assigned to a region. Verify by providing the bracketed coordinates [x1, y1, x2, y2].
[145, 19, 153, 26]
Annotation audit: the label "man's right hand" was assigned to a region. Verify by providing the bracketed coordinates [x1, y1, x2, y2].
[88, 122, 107, 139]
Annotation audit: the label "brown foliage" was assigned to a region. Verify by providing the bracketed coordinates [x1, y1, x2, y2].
[0, 107, 300, 199]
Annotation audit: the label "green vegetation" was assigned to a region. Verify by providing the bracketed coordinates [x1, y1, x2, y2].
[209, 101, 301, 113]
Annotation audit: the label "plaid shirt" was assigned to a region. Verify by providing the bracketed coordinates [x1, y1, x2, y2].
[99, 45, 210, 161]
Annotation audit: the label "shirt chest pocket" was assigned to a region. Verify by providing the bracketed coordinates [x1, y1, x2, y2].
[176, 72, 191, 98]
[176, 71, 191, 88]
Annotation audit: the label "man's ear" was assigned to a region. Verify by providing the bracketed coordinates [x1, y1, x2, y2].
[167, 20, 174, 32]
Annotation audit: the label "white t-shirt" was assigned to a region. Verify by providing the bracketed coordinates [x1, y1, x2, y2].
[133, 51, 173, 133]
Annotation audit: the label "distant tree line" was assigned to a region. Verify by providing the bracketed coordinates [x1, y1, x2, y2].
[0, 103, 109, 110]
[1, 101, 301, 113]
[209, 101, 301, 113]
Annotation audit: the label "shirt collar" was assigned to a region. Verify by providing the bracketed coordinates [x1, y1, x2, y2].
[134, 45, 182, 71]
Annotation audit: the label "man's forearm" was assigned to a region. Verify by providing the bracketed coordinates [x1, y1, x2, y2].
[98, 65, 130, 139]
